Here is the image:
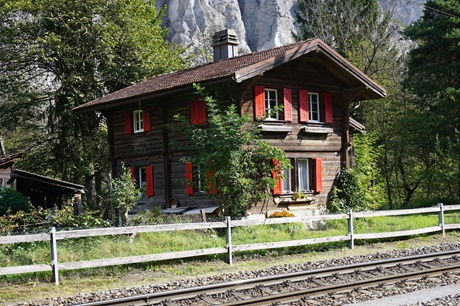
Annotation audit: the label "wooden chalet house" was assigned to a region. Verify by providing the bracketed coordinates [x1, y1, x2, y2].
[73, 30, 385, 216]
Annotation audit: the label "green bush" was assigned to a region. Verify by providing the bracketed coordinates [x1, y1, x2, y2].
[0, 187, 32, 215]
[0, 205, 109, 235]
[329, 168, 365, 213]
[52, 206, 110, 229]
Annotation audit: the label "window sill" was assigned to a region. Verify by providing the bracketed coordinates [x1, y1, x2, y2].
[299, 125, 333, 134]
[259, 122, 293, 133]
[274, 195, 313, 205]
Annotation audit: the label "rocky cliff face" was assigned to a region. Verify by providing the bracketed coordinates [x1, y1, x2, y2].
[155, 0, 424, 61]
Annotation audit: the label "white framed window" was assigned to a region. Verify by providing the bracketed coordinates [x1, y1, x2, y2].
[138, 167, 146, 193]
[308, 92, 320, 122]
[133, 110, 144, 133]
[265, 88, 278, 120]
[281, 158, 319, 194]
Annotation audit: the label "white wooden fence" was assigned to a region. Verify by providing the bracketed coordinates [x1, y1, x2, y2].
[1, 203, 460, 285]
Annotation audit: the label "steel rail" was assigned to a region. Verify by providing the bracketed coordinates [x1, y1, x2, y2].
[220, 263, 460, 305]
[73, 249, 460, 306]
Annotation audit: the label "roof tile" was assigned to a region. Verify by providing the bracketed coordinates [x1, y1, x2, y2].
[74, 40, 310, 111]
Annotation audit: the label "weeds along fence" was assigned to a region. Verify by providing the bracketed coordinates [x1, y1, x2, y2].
[1, 203, 460, 285]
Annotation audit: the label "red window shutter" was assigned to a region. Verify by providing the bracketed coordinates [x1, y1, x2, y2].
[125, 111, 132, 134]
[190, 100, 206, 124]
[314, 158, 322, 193]
[143, 108, 151, 132]
[254, 86, 265, 119]
[185, 162, 193, 195]
[130, 167, 135, 181]
[146, 165, 154, 197]
[324, 92, 333, 124]
[299, 90, 309, 122]
[271, 159, 282, 195]
[283, 88, 292, 121]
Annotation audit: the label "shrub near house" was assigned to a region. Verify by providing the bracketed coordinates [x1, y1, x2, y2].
[0, 187, 31, 215]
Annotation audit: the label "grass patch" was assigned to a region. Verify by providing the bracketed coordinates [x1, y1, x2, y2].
[1, 212, 459, 284]
[354, 214, 439, 233]
[232, 220, 348, 245]
[0, 230, 460, 304]
[445, 211, 460, 224]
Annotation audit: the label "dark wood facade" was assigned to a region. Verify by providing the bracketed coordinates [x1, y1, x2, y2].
[74, 38, 385, 216]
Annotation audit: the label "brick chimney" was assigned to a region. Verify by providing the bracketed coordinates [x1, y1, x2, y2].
[212, 29, 239, 62]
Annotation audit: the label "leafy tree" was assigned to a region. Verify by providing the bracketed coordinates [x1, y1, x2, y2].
[403, 0, 460, 202]
[363, 85, 438, 208]
[353, 133, 386, 209]
[110, 163, 140, 225]
[294, 0, 401, 76]
[0, 0, 187, 209]
[295, 0, 412, 209]
[172, 85, 291, 219]
[360, 1, 460, 208]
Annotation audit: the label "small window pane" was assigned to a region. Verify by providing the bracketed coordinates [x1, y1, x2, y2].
[297, 159, 310, 192]
[265, 89, 278, 119]
[309, 93, 320, 122]
[139, 167, 146, 192]
[133, 110, 144, 133]
[282, 168, 291, 193]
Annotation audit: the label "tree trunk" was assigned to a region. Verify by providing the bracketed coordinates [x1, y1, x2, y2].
[84, 163, 97, 210]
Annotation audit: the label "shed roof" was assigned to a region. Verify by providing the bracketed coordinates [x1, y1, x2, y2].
[11, 169, 85, 194]
[73, 38, 386, 113]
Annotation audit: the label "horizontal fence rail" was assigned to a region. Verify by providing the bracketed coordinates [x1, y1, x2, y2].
[1, 203, 460, 285]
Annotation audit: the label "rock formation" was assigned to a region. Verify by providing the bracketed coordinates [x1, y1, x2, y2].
[155, 0, 425, 62]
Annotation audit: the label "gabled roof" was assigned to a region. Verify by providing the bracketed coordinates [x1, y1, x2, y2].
[73, 38, 386, 113]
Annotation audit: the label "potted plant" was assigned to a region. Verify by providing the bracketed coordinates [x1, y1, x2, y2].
[292, 191, 307, 201]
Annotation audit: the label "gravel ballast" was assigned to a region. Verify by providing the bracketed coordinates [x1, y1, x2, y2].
[10, 242, 460, 306]
[344, 284, 460, 306]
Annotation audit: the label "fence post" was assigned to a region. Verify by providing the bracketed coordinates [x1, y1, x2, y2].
[50, 227, 59, 285]
[226, 216, 232, 265]
[347, 209, 354, 250]
[438, 203, 445, 236]
[200, 209, 207, 222]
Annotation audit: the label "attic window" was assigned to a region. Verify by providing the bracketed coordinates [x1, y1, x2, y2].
[133, 110, 144, 133]
[265, 89, 278, 120]
[254, 86, 293, 121]
[299, 90, 333, 124]
[125, 108, 151, 134]
[308, 93, 320, 122]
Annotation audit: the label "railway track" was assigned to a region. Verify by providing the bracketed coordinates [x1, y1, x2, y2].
[74, 249, 460, 306]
